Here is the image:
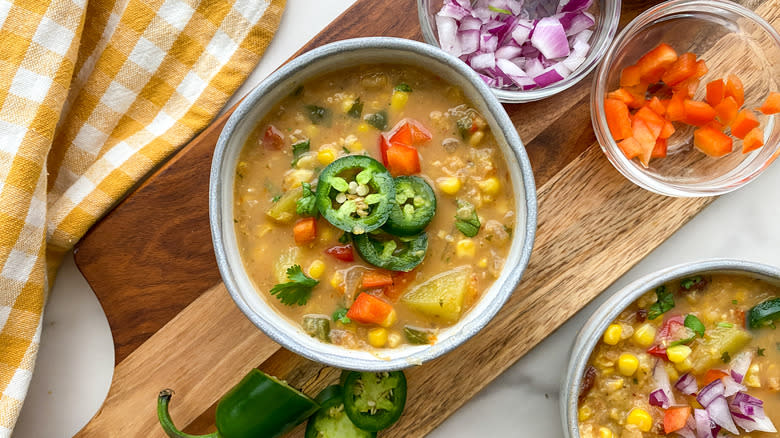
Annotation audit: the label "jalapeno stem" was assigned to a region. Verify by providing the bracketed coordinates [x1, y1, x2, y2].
[158, 389, 219, 438]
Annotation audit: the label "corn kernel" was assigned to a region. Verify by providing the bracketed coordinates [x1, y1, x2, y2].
[605, 377, 624, 393]
[578, 405, 593, 421]
[477, 258, 488, 268]
[305, 124, 319, 139]
[390, 90, 409, 111]
[476, 176, 500, 195]
[317, 148, 336, 165]
[368, 328, 388, 348]
[618, 353, 639, 376]
[674, 357, 693, 373]
[666, 345, 692, 363]
[437, 177, 462, 195]
[308, 260, 325, 279]
[603, 324, 623, 345]
[349, 140, 363, 151]
[387, 332, 402, 348]
[357, 122, 370, 133]
[598, 427, 614, 438]
[745, 364, 762, 388]
[380, 308, 397, 328]
[456, 239, 476, 258]
[469, 130, 485, 146]
[632, 323, 657, 348]
[330, 271, 343, 289]
[626, 408, 653, 432]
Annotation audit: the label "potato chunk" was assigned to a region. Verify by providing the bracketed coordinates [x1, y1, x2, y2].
[266, 187, 302, 223]
[689, 327, 752, 374]
[401, 266, 472, 324]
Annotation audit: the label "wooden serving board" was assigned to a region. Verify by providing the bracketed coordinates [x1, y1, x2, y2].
[72, 0, 779, 436]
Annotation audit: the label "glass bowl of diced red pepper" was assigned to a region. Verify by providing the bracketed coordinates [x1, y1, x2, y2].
[592, 0, 780, 197]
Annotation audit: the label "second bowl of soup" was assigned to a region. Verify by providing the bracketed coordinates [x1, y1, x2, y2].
[211, 38, 536, 371]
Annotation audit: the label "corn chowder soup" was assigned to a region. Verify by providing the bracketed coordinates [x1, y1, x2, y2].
[233, 64, 515, 351]
[578, 274, 779, 438]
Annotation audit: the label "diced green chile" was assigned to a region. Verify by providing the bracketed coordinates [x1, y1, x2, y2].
[302, 315, 330, 342]
[403, 326, 434, 345]
[383, 176, 436, 236]
[315, 156, 395, 234]
[748, 297, 780, 329]
[353, 232, 427, 272]
[341, 370, 407, 432]
[364, 110, 388, 130]
[347, 98, 363, 119]
[305, 385, 375, 438]
[305, 105, 331, 125]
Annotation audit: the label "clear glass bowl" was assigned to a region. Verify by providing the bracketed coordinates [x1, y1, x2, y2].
[417, 0, 621, 103]
[592, 0, 780, 197]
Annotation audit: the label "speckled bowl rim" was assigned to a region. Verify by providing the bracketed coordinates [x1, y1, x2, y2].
[210, 37, 537, 371]
[561, 259, 780, 438]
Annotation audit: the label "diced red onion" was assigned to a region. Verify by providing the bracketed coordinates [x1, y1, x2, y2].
[697, 379, 725, 408]
[675, 373, 699, 395]
[435, 0, 595, 90]
[652, 360, 677, 408]
[706, 396, 739, 434]
[649, 388, 670, 408]
[470, 52, 496, 70]
[730, 391, 777, 433]
[531, 17, 570, 59]
[694, 409, 718, 438]
[721, 375, 746, 397]
[729, 351, 753, 384]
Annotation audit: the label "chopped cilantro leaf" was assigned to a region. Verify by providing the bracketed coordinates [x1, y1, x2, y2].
[270, 265, 318, 306]
[680, 275, 708, 291]
[296, 182, 317, 217]
[394, 83, 412, 92]
[757, 347, 765, 357]
[332, 308, 351, 324]
[648, 285, 674, 320]
[732, 299, 739, 305]
[291, 140, 310, 167]
[342, 146, 351, 154]
[670, 336, 696, 347]
[271, 195, 282, 203]
[717, 322, 735, 328]
[454, 199, 481, 237]
[684, 314, 706, 337]
[721, 351, 731, 363]
[488, 5, 512, 14]
[338, 232, 351, 244]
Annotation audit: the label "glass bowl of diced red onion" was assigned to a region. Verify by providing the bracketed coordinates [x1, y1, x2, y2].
[418, 0, 621, 103]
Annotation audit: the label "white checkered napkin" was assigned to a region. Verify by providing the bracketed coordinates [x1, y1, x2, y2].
[0, 0, 285, 434]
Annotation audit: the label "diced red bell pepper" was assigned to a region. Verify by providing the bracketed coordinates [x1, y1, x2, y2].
[703, 369, 729, 385]
[714, 96, 739, 127]
[618, 137, 643, 160]
[620, 65, 641, 87]
[652, 138, 668, 159]
[647, 345, 668, 359]
[631, 118, 657, 166]
[647, 96, 666, 116]
[706, 79, 725, 107]
[694, 59, 708, 78]
[263, 125, 285, 150]
[625, 84, 649, 109]
[362, 271, 394, 289]
[731, 109, 760, 139]
[725, 74, 745, 107]
[325, 244, 354, 262]
[346, 293, 394, 325]
[659, 120, 675, 139]
[666, 92, 687, 122]
[694, 127, 733, 157]
[661, 52, 697, 86]
[385, 143, 420, 175]
[682, 100, 716, 126]
[389, 118, 433, 146]
[636, 43, 678, 84]
[293, 217, 317, 245]
[742, 127, 764, 154]
[635, 106, 665, 138]
[664, 407, 692, 434]
[607, 88, 635, 106]
[604, 98, 633, 141]
[674, 77, 700, 98]
[759, 91, 780, 115]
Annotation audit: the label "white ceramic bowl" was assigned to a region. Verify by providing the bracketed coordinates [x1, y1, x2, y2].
[210, 37, 537, 371]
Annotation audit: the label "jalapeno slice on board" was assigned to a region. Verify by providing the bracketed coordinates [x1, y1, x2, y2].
[353, 232, 428, 272]
[304, 385, 376, 438]
[158, 369, 319, 438]
[315, 156, 395, 234]
[341, 370, 407, 432]
[747, 297, 780, 329]
[383, 176, 436, 236]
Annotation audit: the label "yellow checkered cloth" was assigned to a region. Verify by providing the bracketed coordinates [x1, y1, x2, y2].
[0, 0, 285, 434]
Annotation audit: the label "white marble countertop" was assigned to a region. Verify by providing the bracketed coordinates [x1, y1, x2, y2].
[13, 0, 780, 436]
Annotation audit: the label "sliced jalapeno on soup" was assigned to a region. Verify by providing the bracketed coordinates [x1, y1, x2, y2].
[353, 232, 428, 272]
[315, 156, 395, 234]
[341, 370, 407, 432]
[383, 176, 436, 236]
[748, 297, 780, 329]
[305, 385, 375, 438]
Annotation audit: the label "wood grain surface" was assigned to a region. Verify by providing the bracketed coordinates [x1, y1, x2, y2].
[72, 0, 779, 436]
